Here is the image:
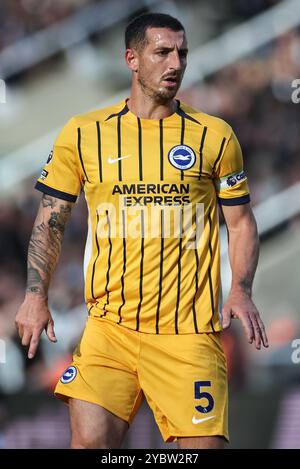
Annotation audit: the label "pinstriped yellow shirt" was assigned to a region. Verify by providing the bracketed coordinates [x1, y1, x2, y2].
[36, 99, 250, 334]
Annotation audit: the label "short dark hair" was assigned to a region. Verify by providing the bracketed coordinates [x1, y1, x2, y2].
[125, 12, 185, 50]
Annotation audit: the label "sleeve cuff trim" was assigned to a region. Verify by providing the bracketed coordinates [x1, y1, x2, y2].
[35, 182, 78, 203]
[218, 194, 250, 206]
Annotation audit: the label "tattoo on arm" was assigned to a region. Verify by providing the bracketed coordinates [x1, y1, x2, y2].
[48, 206, 72, 235]
[26, 195, 72, 297]
[41, 194, 57, 209]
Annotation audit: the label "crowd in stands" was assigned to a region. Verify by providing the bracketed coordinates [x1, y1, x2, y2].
[0, 0, 94, 51]
[0, 0, 281, 52]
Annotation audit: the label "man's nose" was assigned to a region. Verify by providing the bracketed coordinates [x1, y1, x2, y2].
[169, 50, 182, 70]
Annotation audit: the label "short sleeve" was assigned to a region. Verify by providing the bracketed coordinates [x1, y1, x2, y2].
[35, 118, 84, 202]
[214, 130, 250, 206]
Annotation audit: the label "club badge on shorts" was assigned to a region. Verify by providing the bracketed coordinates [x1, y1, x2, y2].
[60, 366, 77, 384]
[168, 145, 196, 170]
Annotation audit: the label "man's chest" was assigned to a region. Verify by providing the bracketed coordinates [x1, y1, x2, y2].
[79, 120, 219, 188]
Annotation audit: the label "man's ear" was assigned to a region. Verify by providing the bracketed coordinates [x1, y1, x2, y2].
[125, 48, 139, 72]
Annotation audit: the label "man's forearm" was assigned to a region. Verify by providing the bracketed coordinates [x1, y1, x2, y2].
[221, 204, 268, 349]
[26, 194, 72, 299]
[227, 210, 259, 297]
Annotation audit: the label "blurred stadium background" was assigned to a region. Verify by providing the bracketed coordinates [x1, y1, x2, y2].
[0, 0, 300, 449]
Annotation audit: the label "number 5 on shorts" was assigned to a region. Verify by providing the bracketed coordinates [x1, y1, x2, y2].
[194, 380, 214, 414]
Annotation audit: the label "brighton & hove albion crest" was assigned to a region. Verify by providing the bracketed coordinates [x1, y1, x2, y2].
[168, 145, 196, 170]
[60, 366, 77, 384]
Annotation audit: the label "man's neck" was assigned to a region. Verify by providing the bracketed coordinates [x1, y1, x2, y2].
[126, 91, 177, 120]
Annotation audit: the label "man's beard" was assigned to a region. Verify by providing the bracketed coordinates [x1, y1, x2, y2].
[138, 74, 178, 104]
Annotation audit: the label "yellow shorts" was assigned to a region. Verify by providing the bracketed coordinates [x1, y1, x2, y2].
[54, 316, 228, 442]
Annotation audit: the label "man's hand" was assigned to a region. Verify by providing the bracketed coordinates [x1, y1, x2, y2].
[15, 295, 57, 359]
[222, 291, 268, 350]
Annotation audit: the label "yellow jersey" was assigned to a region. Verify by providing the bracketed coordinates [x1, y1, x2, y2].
[36, 99, 250, 334]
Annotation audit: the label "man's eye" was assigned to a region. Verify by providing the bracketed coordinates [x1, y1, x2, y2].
[158, 51, 168, 56]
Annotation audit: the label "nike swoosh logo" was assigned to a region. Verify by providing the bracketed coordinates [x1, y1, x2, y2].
[108, 155, 131, 164]
[192, 415, 215, 425]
